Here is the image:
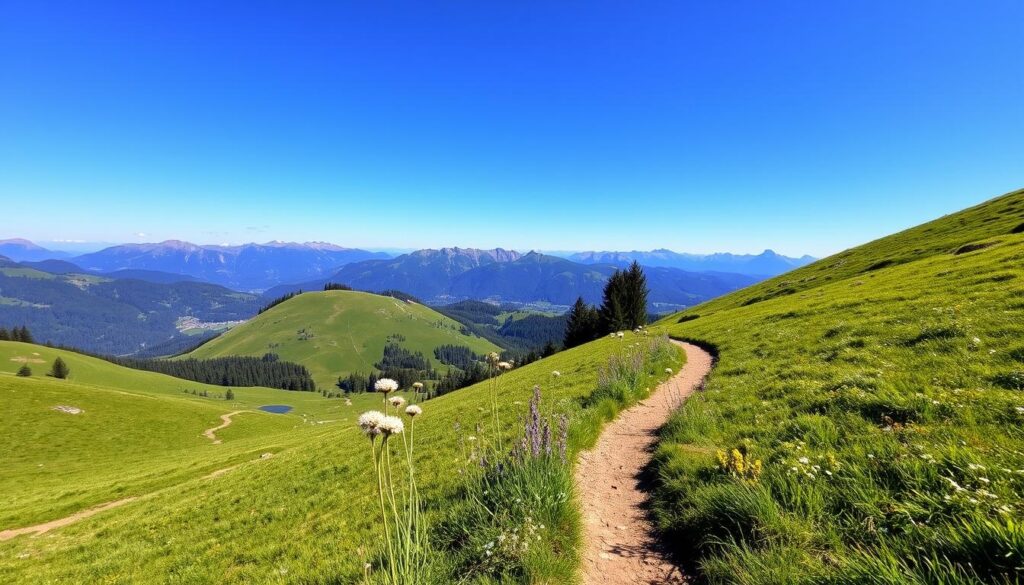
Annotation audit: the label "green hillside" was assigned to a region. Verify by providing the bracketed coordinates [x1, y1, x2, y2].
[0, 341, 375, 530]
[652, 188, 1024, 583]
[0, 332, 679, 583]
[185, 290, 501, 388]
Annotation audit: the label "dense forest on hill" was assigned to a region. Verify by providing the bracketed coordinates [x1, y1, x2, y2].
[0, 271, 258, 354]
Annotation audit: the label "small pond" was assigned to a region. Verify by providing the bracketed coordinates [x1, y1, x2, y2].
[259, 404, 293, 414]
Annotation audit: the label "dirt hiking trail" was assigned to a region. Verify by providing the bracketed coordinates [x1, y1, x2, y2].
[577, 340, 713, 585]
[203, 410, 247, 444]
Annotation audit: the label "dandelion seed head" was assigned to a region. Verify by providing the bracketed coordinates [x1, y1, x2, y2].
[374, 378, 399, 393]
[379, 415, 404, 436]
[357, 410, 386, 437]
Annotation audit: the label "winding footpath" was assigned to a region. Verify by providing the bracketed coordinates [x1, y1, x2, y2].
[2, 411, 267, 542]
[577, 340, 713, 585]
[202, 411, 246, 444]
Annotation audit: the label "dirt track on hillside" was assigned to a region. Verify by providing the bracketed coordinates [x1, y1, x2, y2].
[577, 340, 713, 585]
[202, 411, 246, 444]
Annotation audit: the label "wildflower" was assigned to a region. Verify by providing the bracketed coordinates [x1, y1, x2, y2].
[486, 352, 500, 365]
[412, 382, 424, 390]
[378, 415, 404, 437]
[616, 332, 625, 339]
[665, 367, 673, 374]
[798, 457, 810, 465]
[374, 378, 399, 393]
[405, 404, 422, 417]
[552, 370, 561, 378]
[389, 396, 406, 408]
[358, 410, 386, 438]
[497, 361, 512, 370]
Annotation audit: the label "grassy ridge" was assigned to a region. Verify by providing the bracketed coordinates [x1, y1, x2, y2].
[652, 188, 1024, 583]
[186, 290, 500, 388]
[1, 333, 681, 583]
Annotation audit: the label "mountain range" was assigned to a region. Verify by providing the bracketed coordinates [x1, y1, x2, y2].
[266, 248, 761, 311]
[70, 240, 388, 291]
[566, 249, 815, 276]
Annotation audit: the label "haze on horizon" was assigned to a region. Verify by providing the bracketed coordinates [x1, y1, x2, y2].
[2, 2, 1021, 258]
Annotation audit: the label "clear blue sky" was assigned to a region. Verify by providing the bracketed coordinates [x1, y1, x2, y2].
[1, 1, 1021, 257]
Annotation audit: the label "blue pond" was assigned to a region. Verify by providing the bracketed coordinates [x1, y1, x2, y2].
[258, 404, 293, 414]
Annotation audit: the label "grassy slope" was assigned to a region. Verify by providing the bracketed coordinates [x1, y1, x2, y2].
[0, 333, 681, 583]
[186, 290, 501, 388]
[652, 188, 1024, 583]
[0, 341, 399, 529]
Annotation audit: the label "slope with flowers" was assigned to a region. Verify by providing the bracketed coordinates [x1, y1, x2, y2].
[651, 188, 1024, 583]
[1, 329, 680, 583]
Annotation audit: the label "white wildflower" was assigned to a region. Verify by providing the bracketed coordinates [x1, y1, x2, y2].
[379, 415, 404, 436]
[798, 457, 810, 465]
[405, 404, 422, 417]
[665, 368, 673, 374]
[374, 378, 399, 393]
[358, 410, 386, 437]
[497, 361, 512, 370]
[389, 396, 406, 408]
[552, 370, 561, 378]
[412, 382, 424, 390]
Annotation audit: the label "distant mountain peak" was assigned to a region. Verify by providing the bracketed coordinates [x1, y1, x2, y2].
[0, 237, 44, 248]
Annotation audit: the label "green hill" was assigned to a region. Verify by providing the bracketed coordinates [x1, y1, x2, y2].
[185, 290, 501, 388]
[652, 188, 1024, 583]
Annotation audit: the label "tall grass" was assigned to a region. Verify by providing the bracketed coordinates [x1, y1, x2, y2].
[651, 198, 1024, 584]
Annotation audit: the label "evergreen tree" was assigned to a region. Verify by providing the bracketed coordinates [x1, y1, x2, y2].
[20, 326, 34, 344]
[623, 261, 649, 329]
[599, 271, 628, 334]
[0, 327, 9, 341]
[16, 364, 31, 377]
[49, 357, 69, 379]
[225, 388, 235, 400]
[564, 297, 601, 348]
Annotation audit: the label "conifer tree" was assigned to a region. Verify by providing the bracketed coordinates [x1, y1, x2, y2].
[49, 357, 69, 379]
[0, 327, 8, 341]
[624, 261, 649, 329]
[599, 271, 628, 333]
[16, 364, 31, 377]
[564, 297, 601, 348]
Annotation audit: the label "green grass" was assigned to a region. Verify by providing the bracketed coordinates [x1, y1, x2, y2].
[651, 187, 1024, 583]
[185, 290, 501, 388]
[0, 332, 681, 583]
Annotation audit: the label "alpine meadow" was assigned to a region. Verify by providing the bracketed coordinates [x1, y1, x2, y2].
[2, 3, 1022, 584]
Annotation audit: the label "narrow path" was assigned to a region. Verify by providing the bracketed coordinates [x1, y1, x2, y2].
[0, 454, 271, 541]
[202, 411, 246, 444]
[577, 340, 713, 585]
[0, 498, 137, 541]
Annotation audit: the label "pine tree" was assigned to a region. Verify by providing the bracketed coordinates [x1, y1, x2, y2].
[623, 261, 649, 329]
[16, 364, 31, 377]
[564, 297, 601, 348]
[0, 327, 9, 341]
[19, 326, 34, 344]
[49, 357, 69, 379]
[599, 271, 628, 334]
[225, 388, 235, 400]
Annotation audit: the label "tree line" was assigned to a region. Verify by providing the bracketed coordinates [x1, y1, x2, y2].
[0, 325, 34, 343]
[106, 353, 316, 391]
[563, 261, 649, 349]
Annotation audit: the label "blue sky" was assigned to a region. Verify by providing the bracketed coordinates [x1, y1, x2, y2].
[1, 1, 1021, 257]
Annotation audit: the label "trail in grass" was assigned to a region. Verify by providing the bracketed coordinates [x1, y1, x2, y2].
[202, 410, 246, 444]
[0, 454, 272, 541]
[577, 340, 712, 585]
